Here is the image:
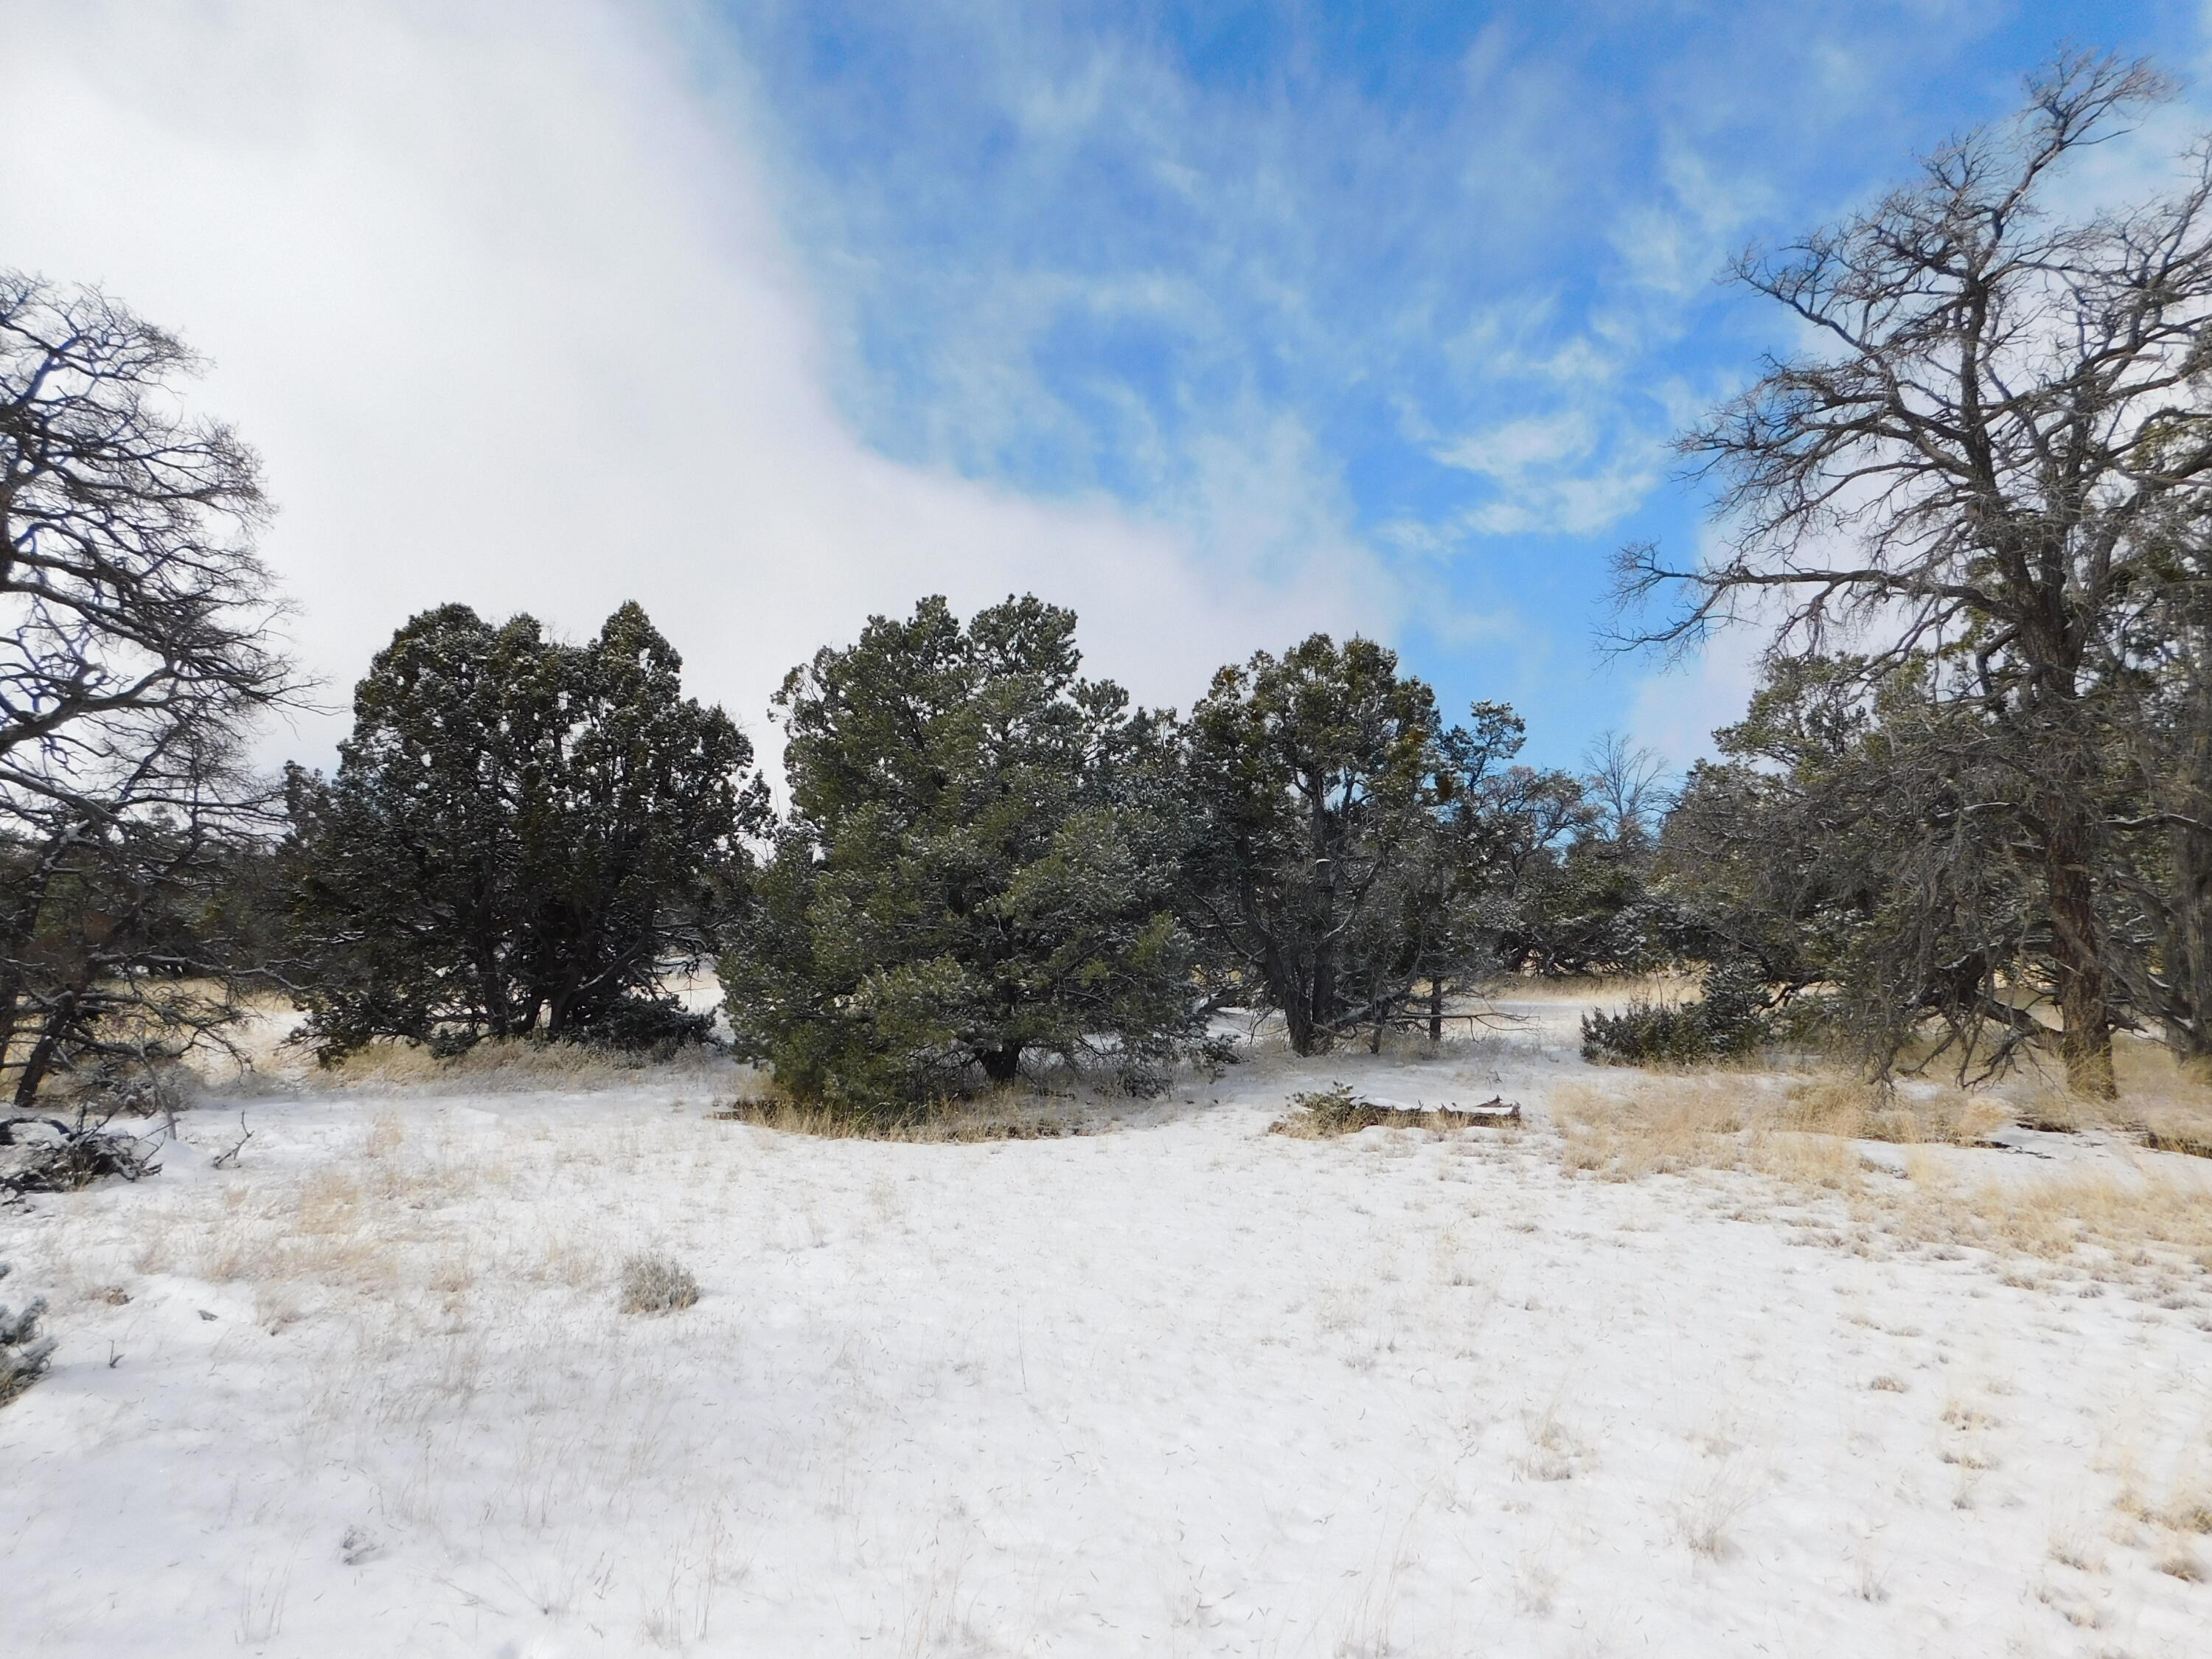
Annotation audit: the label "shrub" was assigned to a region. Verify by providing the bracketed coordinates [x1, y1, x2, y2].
[564, 994, 715, 1056]
[723, 596, 1206, 1107]
[0, 1113, 163, 1198]
[619, 1252, 699, 1315]
[1580, 999, 1711, 1065]
[0, 1263, 55, 1405]
[1581, 959, 1771, 1066]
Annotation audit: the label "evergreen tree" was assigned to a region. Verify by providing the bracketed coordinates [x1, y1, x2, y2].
[288, 602, 761, 1057]
[1179, 635, 1447, 1054]
[1661, 657, 2068, 1080]
[722, 594, 1200, 1106]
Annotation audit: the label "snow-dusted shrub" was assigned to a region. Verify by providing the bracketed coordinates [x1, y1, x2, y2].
[1581, 959, 1770, 1066]
[619, 1252, 699, 1315]
[563, 993, 714, 1056]
[0, 1262, 56, 1405]
[0, 1113, 162, 1197]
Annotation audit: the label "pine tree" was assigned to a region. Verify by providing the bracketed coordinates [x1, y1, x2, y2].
[0, 272, 298, 1107]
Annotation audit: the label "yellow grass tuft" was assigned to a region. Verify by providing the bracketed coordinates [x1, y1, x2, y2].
[707, 1088, 1093, 1143]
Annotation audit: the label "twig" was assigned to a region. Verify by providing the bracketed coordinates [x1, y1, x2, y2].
[210, 1113, 252, 1170]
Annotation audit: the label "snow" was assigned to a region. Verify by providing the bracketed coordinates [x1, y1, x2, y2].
[5, 1031, 2211, 1656]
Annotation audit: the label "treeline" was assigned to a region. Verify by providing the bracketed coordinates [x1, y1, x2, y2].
[288, 591, 1670, 1103]
[7, 53, 2211, 1112]
[0, 260, 1671, 1116]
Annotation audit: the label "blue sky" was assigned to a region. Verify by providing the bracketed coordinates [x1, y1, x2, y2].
[704, 0, 2206, 764]
[9, 1, 2205, 776]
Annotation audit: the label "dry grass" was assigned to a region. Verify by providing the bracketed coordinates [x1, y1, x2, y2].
[302, 1035, 737, 1095]
[1672, 1464, 1761, 1561]
[1550, 1069, 2212, 1281]
[619, 1253, 700, 1316]
[125, 1119, 557, 1306]
[708, 1090, 1095, 1143]
[1882, 1168, 2212, 1273]
[2156, 1550, 2206, 1582]
[2000, 1040, 2212, 1155]
[1551, 1074, 2002, 1188]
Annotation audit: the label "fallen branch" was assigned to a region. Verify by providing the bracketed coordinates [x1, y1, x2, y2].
[209, 1113, 253, 1170]
[1270, 1084, 1522, 1138]
[1, 1112, 163, 1199]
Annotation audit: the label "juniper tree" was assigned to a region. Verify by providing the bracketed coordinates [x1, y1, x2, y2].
[1662, 657, 2050, 1079]
[1492, 740, 1678, 983]
[1179, 635, 1456, 1054]
[288, 602, 761, 1056]
[722, 595, 1200, 1106]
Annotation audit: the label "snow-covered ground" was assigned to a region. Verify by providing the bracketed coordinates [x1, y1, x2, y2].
[6, 1020, 2212, 1657]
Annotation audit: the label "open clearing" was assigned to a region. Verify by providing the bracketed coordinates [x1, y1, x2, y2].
[6, 1020, 2212, 1656]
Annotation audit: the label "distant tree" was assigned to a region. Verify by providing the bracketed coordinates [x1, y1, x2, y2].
[1580, 734, 1669, 850]
[1442, 717, 1655, 987]
[0, 271, 296, 1108]
[722, 595, 1202, 1106]
[287, 602, 760, 1057]
[1615, 53, 2212, 1094]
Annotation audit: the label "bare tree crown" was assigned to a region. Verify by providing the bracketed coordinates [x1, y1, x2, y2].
[0, 271, 289, 816]
[1617, 51, 2212, 689]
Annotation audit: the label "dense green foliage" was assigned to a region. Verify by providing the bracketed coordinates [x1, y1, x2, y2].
[1579, 958, 1771, 1066]
[287, 602, 762, 1057]
[1178, 639, 1654, 1054]
[1178, 635, 1444, 1054]
[722, 596, 1203, 1105]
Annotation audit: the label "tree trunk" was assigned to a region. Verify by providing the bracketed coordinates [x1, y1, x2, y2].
[2163, 818, 2212, 1065]
[1307, 939, 1338, 1058]
[13, 992, 77, 1109]
[2045, 811, 2115, 1097]
[1428, 979, 1444, 1043]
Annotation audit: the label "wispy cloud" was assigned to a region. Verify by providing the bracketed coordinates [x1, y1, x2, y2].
[2, 0, 1394, 770]
[13, 0, 2208, 776]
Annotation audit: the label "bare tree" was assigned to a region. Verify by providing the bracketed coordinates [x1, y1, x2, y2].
[1581, 733, 1670, 848]
[1616, 53, 2212, 1095]
[0, 271, 297, 1108]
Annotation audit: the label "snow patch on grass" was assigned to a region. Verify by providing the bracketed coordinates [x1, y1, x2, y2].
[4, 1021, 2211, 1655]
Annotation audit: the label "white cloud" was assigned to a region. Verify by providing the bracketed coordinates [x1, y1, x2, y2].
[1434, 410, 1593, 478]
[1, 0, 1394, 772]
[1622, 635, 1762, 771]
[1429, 410, 1662, 538]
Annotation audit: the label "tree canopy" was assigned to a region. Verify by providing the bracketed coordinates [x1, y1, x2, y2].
[723, 594, 1202, 1106]
[288, 602, 761, 1057]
